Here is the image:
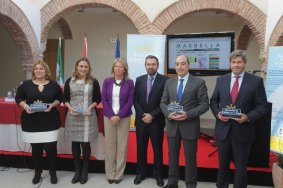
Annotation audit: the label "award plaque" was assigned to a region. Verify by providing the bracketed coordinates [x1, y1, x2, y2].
[30, 100, 48, 112]
[168, 101, 183, 114]
[221, 104, 241, 118]
[74, 106, 89, 114]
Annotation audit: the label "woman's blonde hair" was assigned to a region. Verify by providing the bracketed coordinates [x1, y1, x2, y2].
[111, 57, 129, 80]
[32, 60, 51, 80]
[72, 57, 93, 83]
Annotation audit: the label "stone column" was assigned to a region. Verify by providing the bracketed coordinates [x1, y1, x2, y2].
[22, 63, 33, 80]
[39, 41, 47, 61]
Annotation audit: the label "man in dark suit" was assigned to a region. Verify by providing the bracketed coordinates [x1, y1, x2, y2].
[210, 50, 268, 188]
[134, 55, 168, 187]
[160, 55, 209, 188]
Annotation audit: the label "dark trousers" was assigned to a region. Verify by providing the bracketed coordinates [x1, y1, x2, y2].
[31, 141, 57, 172]
[72, 141, 91, 161]
[216, 137, 251, 188]
[136, 125, 164, 178]
[167, 131, 197, 185]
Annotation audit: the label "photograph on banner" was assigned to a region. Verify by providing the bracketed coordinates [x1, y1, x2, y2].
[266, 46, 283, 154]
[127, 34, 166, 131]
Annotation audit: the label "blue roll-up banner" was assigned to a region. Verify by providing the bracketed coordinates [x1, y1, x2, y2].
[266, 46, 283, 154]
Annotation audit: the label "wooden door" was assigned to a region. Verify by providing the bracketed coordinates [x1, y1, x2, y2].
[43, 39, 65, 80]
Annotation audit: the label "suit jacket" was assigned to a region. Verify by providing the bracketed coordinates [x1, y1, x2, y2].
[210, 72, 267, 143]
[102, 77, 134, 118]
[134, 73, 168, 130]
[160, 75, 209, 140]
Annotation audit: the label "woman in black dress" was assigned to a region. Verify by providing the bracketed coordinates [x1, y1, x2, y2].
[15, 60, 62, 184]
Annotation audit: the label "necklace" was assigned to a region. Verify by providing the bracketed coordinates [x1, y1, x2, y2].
[113, 79, 122, 87]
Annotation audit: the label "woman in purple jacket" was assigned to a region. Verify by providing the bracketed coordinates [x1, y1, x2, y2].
[102, 58, 134, 184]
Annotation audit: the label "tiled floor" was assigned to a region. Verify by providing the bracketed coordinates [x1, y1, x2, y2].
[0, 167, 274, 188]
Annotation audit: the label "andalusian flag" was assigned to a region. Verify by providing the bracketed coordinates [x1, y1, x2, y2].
[115, 34, 120, 58]
[56, 38, 64, 86]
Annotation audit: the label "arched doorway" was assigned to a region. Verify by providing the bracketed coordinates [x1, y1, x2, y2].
[41, 0, 151, 44]
[41, 0, 146, 84]
[0, 0, 40, 95]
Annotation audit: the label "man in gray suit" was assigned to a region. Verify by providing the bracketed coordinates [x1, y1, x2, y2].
[160, 55, 209, 188]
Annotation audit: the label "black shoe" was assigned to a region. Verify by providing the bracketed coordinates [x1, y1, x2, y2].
[32, 170, 42, 184]
[156, 177, 164, 187]
[80, 176, 88, 184]
[79, 165, 88, 184]
[80, 161, 89, 184]
[71, 164, 81, 184]
[115, 179, 121, 184]
[163, 184, 178, 188]
[71, 173, 80, 184]
[50, 171, 58, 184]
[108, 179, 115, 184]
[134, 175, 145, 185]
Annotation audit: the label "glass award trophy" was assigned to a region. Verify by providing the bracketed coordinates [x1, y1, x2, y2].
[30, 100, 48, 112]
[74, 103, 88, 114]
[221, 104, 241, 118]
[168, 101, 183, 114]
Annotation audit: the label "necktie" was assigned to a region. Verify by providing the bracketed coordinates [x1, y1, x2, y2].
[177, 79, 184, 103]
[231, 76, 239, 105]
[147, 76, 153, 102]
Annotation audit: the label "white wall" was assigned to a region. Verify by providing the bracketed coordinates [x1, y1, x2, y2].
[0, 25, 25, 96]
[132, 0, 179, 22]
[12, 0, 41, 44]
[265, 0, 283, 47]
[248, 0, 268, 15]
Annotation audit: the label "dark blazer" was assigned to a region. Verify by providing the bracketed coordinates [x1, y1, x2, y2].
[134, 73, 168, 130]
[101, 77, 134, 118]
[210, 72, 268, 143]
[160, 75, 209, 140]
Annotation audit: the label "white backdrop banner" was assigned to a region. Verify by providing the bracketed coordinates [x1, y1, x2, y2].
[266, 46, 283, 154]
[127, 34, 166, 83]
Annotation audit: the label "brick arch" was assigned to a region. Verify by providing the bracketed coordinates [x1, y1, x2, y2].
[152, 0, 266, 52]
[57, 18, 73, 39]
[268, 15, 283, 47]
[237, 25, 252, 50]
[41, 0, 151, 44]
[0, 0, 40, 71]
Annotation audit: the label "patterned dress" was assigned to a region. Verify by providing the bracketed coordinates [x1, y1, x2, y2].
[64, 78, 100, 142]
